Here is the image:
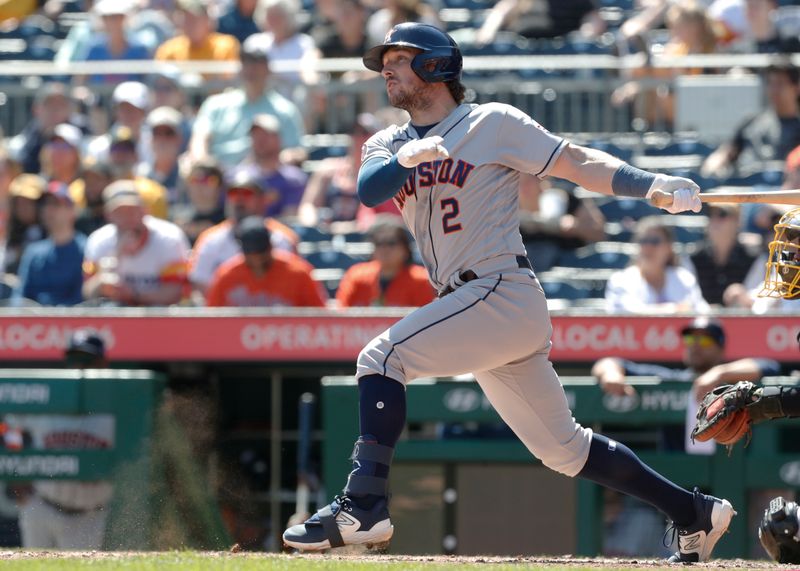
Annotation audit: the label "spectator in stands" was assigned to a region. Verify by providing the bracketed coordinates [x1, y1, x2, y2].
[298, 113, 386, 229]
[56, 0, 174, 64]
[744, 0, 800, 53]
[83, 180, 189, 307]
[5, 175, 45, 274]
[218, 0, 260, 43]
[83, 0, 152, 84]
[149, 69, 190, 116]
[611, 1, 719, 127]
[13, 182, 84, 307]
[13, 83, 75, 175]
[0, 0, 36, 21]
[206, 216, 326, 307]
[517, 174, 606, 272]
[366, 0, 442, 51]
[73, 157, 112, 237]
[685, 203, 761, 306]
[172, 158, 226, 245]
[40, 124, 83, 186]
[101, 125, 169, 219]
[246, 0, 320, 101]
[313, 0, 370, 59]
[137, 107, 184, 203]
[476, 0, 603, 45]
[189, 171, 299, 293]
[238, 114, 307, 218]
[155, 0, 240, 80]
[336, 217, 434, 308]
[605, 216, 709, 314]
[593, 317, 780, 556]
[188, 35, 304, 167]
[86, 81, 153, 165]
[702, 63, 800, 179]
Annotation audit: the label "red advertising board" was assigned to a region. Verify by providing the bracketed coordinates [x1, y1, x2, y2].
[0, 312, 796, 363]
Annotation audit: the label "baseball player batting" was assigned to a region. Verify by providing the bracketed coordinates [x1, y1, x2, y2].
[283, 23, 735, 562]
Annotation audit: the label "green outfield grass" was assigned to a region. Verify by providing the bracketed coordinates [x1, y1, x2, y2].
[0, 552, 683, 571]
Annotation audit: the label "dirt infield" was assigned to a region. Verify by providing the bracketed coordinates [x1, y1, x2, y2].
[0, 551, 791, 569]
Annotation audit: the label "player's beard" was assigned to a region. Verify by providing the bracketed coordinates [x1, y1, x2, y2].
[389, 82, 433, 114]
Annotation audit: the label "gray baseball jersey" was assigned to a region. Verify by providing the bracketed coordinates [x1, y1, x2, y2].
[357, 102, 592, 477]
[362, 102, 566, 291]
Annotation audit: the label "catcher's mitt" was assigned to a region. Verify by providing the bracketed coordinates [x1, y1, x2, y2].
[691, 381, 758, 447]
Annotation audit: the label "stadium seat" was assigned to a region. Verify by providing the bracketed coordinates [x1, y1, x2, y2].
[723, 170, 783, 187]
[293, 225, 332, 243]
[304, 249, 359, 270]
[597, 198, 661, 221]
[556, 246, 631, 269]
[642, 140, 714, 157]
[540, 280, 589, 300]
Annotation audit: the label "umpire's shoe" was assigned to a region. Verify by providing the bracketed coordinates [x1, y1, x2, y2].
[283, 495, 393, 551]
[667, 487, 736, 563]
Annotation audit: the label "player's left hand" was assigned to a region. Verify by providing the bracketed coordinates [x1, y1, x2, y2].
[397, 136, 449, 168]
[646, 174, 701, 214]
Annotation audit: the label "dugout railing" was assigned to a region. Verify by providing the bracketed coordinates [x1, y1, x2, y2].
[1, 52, 799, 138]
[322, 375, 800, 558]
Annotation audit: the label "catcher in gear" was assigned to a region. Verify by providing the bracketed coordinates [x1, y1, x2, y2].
[760, 207, 800, 299]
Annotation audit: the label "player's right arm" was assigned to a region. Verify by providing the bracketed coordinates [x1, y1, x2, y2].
[357, 129, 448, 207]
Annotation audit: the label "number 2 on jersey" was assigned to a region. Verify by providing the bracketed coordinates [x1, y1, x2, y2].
[440, 198, 462, 234]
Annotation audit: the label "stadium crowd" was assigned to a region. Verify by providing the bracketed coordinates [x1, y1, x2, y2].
[0, 0, 796, 312]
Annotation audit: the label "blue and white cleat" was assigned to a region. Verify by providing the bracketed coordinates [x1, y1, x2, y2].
[667, 487, 736, 563]
[283, 494, 394, 551]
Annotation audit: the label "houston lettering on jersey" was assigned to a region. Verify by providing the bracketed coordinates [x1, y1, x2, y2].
[393, 158, 476, 210]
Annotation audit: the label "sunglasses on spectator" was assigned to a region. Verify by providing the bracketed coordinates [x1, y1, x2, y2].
[153, 127, 178, 138]
[110, 143, 135, 153]
[637, 236, 666, 246]
[373, 239, 402, 248]
[682, 334, 717, 348]
[188, 173, 219, 186]
[227, 188, 258, 200]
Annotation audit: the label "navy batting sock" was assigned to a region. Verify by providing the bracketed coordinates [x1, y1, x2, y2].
[578, 434, 696, 526]
[346, 374, 406, 507]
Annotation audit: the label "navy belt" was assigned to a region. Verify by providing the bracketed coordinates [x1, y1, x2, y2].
[439, 255, 532, 297]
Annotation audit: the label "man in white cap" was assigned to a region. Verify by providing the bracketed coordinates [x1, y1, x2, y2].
[86, 81, 153, 165]
[83, 180, 189, 306]
[12, 83, 76, 175]
[137, 106, 185, 201]
[189, 34, 304, 167]
[83, 0, 151, 84]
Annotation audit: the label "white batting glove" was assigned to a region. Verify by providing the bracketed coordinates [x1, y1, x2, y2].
[396, 136, 449, 168]
[646, 174, 702, 214]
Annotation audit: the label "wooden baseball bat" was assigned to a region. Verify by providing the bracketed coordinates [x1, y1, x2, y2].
[650, 189, 800, 208]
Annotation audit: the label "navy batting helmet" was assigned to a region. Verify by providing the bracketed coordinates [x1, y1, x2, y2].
[362, 23, 462, 83]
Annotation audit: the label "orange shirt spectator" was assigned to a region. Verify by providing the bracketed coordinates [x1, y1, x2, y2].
[337, 260, 433, 307]
[337, 216, 435, 307]
[207, 254, 325, 307]
[155, 0, 239, 79]
[206, 216, 325, 307]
